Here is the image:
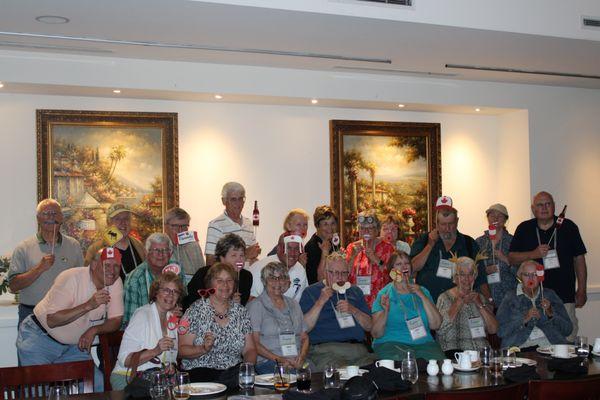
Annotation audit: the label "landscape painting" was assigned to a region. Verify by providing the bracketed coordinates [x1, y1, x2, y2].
[330, 120, 441, 246]
[37, 110, 178, 254]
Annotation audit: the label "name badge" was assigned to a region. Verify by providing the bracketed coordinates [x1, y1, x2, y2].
[543, 249, 560, 270]
[529, 327, 546, 341]
[177, 231, 199, 245]
[279, 331, 298, 357]
[356, 275, 371, 295]
[406, 316, 427, 341]
[468, 317, 486, 338]
[334, 308, 356, 329]
[487, 271, 501, 284]
[436, 259, 454, 279]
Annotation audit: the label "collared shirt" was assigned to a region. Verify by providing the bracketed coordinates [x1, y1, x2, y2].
[172, 241, 205, 276]
[205, 211, 256, 255]
[8, 233, 83, 305]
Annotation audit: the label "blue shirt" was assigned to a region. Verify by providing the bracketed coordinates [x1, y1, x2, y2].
[371, 283, 435, 346]
[299, 282, 370, 345]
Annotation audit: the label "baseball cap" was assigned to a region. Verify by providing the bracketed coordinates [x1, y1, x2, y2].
[107, 203, 131, 219]
[486, 203, 509, 218]
[435, 196, 455, 211]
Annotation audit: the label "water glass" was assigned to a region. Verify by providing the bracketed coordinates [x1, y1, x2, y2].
[490, 349, 503, 378]
[323, 363, 340, 389]
[401, 357, 419, 384]
[273, 364, 291, 393]
[296, 365, 312, 393]
[502, 348, 516, 368]
[575, 336, 589, 356]
[47, 385, 68, 400]
[172, 372, 190, 400]
[238, 362, 255, 389]
[480, 346, 491, 368]
[149, 385, 169, 400]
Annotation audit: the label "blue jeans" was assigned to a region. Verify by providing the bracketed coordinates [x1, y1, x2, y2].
[256, 359, 278, 375]
[17, 315, 104, 392]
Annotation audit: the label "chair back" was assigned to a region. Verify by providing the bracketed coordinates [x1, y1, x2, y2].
[0, 360, 94, 399]
[528, 375, 600, 400]
[99, 329, 124, 391]
[425, 382, 526, 400]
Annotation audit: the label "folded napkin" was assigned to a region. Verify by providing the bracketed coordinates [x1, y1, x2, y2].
[362, 367, 412, 392]
[283, 388, 341, 400]
[547, 357, 588, 379]
[502, 365, 540, 383]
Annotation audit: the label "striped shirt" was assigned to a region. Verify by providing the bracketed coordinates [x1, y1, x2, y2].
[204, 211, 256, 255]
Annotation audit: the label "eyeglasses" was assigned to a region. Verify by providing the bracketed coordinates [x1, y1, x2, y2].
[226, 196, 246, 203]
[521, 273, 537, 278]
[326, 270, 350, 277]
[39, 210, 60, 217]
[357, 215, 376, 225]
[267, 275, 287, 282]
[159, 287, 182, 296]
[149, 248, 171, 255]
[169, 223, 189, 230]
[456, 272, 475, 278]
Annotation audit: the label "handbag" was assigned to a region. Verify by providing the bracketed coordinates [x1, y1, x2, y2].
[124, 350, 161, 398]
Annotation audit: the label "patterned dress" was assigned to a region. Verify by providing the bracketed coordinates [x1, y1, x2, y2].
[436, 290, 490, 351]
[181, 298, 252, 371]
[346, 240, 394, 307]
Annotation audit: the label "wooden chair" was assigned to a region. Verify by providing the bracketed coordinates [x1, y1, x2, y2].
[0, 360, 94, 399]
[528, 375, 600, 400]
[99, 329, 124, 391]
[425, 382, 526, 400]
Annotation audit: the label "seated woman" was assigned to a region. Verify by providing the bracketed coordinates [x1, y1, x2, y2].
[497, 260, 572, 351]
[185, 233, 253, 308]
[110, 272, 183, 390]
[247, 261, 310, 374]
[436, 257, 498, 357]
[371, 251, 444, 360]
[179, 263, 256, 382]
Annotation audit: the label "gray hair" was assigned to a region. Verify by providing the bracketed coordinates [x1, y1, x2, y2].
[145, 232, 174, 252]
[165, 207, 190, 224]
[260, 261, 290, 286]
[452, 256, 478, 281]
[221, 182, 245, 199]
[517, 260, 539, 277]
[36, 198, 61, 215]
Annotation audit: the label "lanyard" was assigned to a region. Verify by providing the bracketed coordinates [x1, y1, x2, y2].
[145, 268, 154, 296]
[393, 288, 419, 322]
[535, 227, 557, 249]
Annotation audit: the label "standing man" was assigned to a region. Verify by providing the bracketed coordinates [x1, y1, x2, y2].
[164, 207, 205, 283]
[205, 182, 261, 266]
[508, 191, 587, 340]
[410, 196, 491, 304]
[16, 246, 123, 392]
[9, 199, 83, 328]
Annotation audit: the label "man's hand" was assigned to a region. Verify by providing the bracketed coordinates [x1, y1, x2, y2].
[246, 244, 261, 260]
[37, 254, 55, 273]
[427, 230, 439, 246]
[535, 244, 550, 259]
[524, 307, 541, 323]
[486, 264, 499, 274]
[496, 250, 509, 264]
[87, 289, 110, 311]
[78, 327, 97, 352]
[336, 299, 354, 315]
[317, 286, 334, 306]
[575, 289, 587, 308]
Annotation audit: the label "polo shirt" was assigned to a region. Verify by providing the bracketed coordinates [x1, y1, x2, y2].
[509, 217, 586, 303]
[299, 282, 370, 345]
[410, 231, 485, 303]
[8, 233, 83, 306]
[205, 211, 256, 255]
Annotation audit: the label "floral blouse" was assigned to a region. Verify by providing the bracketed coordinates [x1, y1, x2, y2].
[181, 298, 252, 371]
[346, 239, 394, 307]
[475, 230, 516, 306]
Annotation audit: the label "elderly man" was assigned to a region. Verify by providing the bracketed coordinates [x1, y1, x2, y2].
[509, 191, 587, 340]
[205, 182, 261, 266]
[249, 232, 308, 301]
[16, 247, 123, 391]
[164, 207, 205, 283]
[299, 252, 375, 371]
[9, 199, 83, 328]
[410, 196, 491, 304]
[123, 232, 185, 324]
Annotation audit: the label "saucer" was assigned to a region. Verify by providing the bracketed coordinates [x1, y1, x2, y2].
[451, 362, 480, 372]
[551, 353, 579, 359]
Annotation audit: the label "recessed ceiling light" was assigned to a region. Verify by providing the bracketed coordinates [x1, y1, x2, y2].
[311, 99, 318, 104]
[475, 108, 481, 112]
[35, 15, 70, 24]
[214, 94, 223, 100]
[398, 104, 405, 108]
[0, 82, 4, 89]
[113, 89, 121, 94]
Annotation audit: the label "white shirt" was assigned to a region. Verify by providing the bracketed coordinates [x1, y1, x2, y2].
[248, 255, 308, 302]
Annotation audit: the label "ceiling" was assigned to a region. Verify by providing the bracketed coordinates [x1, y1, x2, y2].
[1, 0, 600, 90]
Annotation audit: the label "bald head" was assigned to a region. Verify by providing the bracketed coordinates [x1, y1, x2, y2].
[531, 191, 555, 223]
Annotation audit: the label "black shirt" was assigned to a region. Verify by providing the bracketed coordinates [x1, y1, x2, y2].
[509, 217, 586, 303]
[183, 266, 253, 310]
[304, 233, 331, 285]
[118, 244, 142, 281]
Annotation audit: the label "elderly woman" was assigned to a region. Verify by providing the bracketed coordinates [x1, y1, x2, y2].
[185, 233, 253, 308]
[111, 272, 183, 390]
[372, 250, 444, 360]
[380, 214, 403, 245]
[247, 262, 309, 374]
[304, 205, 338, 284]
[436, 257, 498, 355]
[346, 210, 394, 306]
[267, 208, 310, 256]
[475, 204, 516, 308]
[179, 263, 256, 382]
[497, 260, 572, 351]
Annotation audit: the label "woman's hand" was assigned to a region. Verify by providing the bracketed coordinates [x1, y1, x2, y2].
[486, 264, 499, 274]
[172, 305, 183, 318]
[380, 294, 390, 313]
[540, 298, 554, 317]
[203, 332, 215, 352]
[154, 336, 175, 354]
[232, 292, 242, 304]
[407, 283, 424, 299]
[319, 239, 332, 254]
[298, 253, 308, 267]
[523, 307, 541, 324]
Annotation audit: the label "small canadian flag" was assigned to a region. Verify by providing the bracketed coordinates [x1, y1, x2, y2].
[488, 223, 497, 240]
[536, 263, 545, 282]
[106, 247, 115, 258]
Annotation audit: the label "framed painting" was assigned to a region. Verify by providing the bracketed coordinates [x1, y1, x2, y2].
[330, 120, 441, 246]
[37, 109, 178, 254]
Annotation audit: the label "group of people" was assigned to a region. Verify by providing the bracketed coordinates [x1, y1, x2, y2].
[7, 182, 588, 392]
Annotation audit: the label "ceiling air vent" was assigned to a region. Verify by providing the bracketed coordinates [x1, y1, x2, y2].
[356, 0, 413, 6]
[582, 16, 600, 30]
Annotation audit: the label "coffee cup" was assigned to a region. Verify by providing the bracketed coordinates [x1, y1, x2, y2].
[375, 359, 395, 370]
[454, 352, 472, 369]
[346, 365, 359, 378]
[553, 344, 570, 358]
[465, 350, 479, 363]
[593, 338, 600, 353]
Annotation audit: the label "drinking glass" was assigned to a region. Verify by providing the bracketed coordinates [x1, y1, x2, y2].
[238, 362, 255, 390]
[47, 385, 68, 400]
[575, 336, 589, 356]
[172, 372, 190, 400]
[480, 346, 491, 368]
[502, 348, 516, 368]
[296, 365, 312, 393]
[273, 364, 291, 393]
[323, 363, 340, 389]
[490, 349, 503, 378]
[149, 385, 168, 400]
[401, 351, 419, 384]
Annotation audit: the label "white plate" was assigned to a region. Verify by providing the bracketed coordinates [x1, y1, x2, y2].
[339, 368, 369, 380]
[551, 353, 579, 359]
[537, 345, 576, 355]
[451, 362, 480, 372]
[189, 382, 227, 396]
[254, 373, 297, 386]
[592, 350, 600, 357]
[515, 357, 537, 366]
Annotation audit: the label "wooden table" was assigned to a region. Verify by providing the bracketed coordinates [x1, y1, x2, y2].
[68, 352, 600, 399]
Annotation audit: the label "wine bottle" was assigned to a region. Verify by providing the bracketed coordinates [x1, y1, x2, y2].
[252, 200, 260, 226]
[556, 205, 567, 228]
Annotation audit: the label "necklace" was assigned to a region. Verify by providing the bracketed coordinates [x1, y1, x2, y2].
[211, 297, 229, 320]
[214, 310, 228, 319]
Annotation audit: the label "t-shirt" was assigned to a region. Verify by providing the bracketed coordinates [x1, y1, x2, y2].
[509, 217, 586, 303]
[248, 255, 308, 301]
[299, 282, 370, 345]
[8, 233, 83, 306]
[410, 231, 485, 303]
[205, 212, 256, 255]
[371, 283, 435, 346]
[34, 267, 124, 344]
